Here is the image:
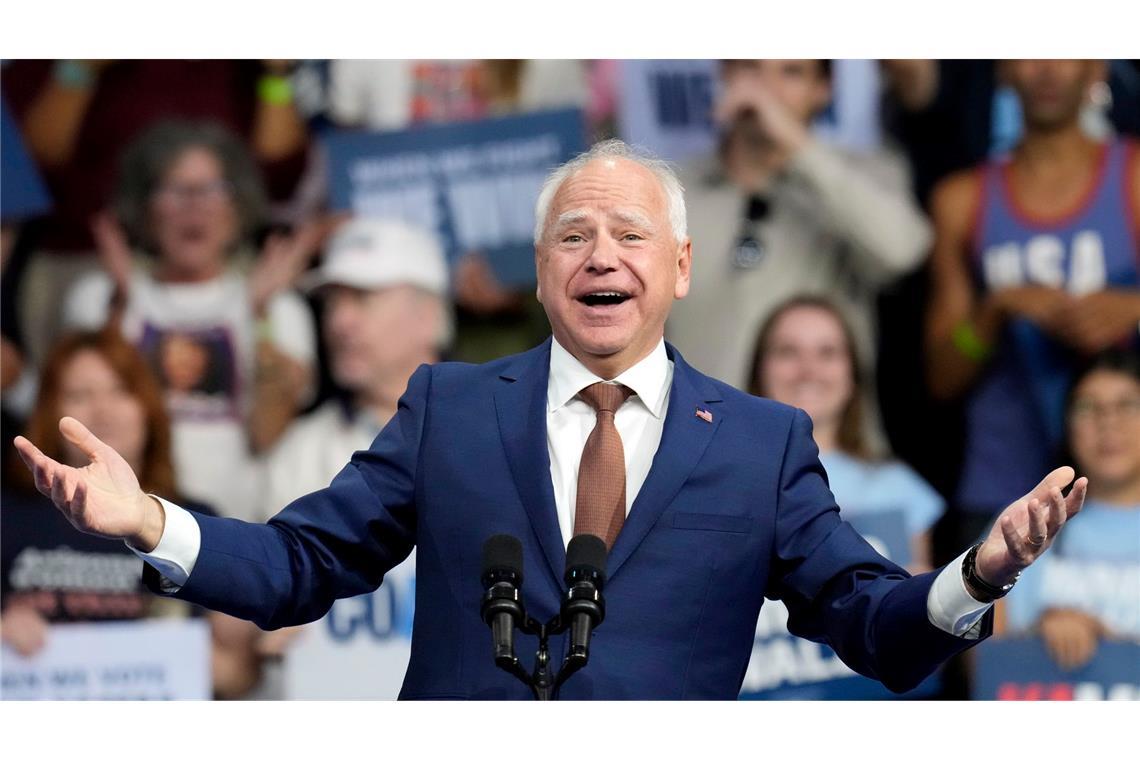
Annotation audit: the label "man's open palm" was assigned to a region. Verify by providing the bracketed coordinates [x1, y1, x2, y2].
[13, 417, 161, 550]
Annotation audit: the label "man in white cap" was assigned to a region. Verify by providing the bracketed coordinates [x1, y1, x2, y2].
[246, 217, 450, 698]
[260, 216, 450, 519]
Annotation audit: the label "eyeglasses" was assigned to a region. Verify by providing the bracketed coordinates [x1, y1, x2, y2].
[1069, 397, 1140, 423]
[152, 180, 233, 207]
[731, 194, 771, 270]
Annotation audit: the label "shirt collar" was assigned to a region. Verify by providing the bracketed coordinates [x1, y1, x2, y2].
[548, 336, 670, 419]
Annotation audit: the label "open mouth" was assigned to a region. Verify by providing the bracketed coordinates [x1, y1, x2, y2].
[577, 291, 632, 307]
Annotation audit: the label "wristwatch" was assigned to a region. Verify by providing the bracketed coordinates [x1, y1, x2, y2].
[962, 542, 1019, 603]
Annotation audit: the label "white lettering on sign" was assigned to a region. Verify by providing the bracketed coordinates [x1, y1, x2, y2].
[1069, 231, 1108, 295]
[981, 231, 1108, 294]
[742, 637, 856, 692]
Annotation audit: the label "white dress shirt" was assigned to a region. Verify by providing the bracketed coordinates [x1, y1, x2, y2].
[547, 336, 671, 548]
[133, 336, 991, 637]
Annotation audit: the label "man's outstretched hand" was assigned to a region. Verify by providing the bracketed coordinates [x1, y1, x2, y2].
[974, 466, 1087, 590]
[13, 417, 165, 552]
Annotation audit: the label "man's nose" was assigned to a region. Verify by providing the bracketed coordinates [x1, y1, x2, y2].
[585, 233, 621, 273]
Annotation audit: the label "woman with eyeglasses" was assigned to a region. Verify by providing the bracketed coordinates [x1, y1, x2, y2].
[1001, 350, 1140, 670]
[60, 120, 321, 521]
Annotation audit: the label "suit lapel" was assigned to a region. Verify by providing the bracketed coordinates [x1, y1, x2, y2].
[493, 339, 565, 593]
[607, 344, 724, 581]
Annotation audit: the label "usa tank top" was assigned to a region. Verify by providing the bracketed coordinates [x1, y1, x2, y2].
[957, 138, 1139, 515]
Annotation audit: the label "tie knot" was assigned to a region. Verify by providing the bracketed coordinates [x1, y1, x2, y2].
[579, 382, 633, 415]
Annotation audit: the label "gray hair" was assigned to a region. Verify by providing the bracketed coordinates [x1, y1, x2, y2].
[113, 119, 268, 255]
[533, 139, 687, 246]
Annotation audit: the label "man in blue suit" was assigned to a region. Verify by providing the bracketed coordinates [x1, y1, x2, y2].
[15, 140, 1087, 699]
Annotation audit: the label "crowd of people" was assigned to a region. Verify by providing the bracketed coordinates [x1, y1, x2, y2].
[1, 58, 1138, 700]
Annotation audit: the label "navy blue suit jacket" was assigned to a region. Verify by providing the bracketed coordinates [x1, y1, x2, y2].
[151, 339, 991, 698]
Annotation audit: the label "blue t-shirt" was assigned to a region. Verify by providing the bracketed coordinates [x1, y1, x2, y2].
[819, 450, 945, 538]
[1004, 500, 1140, 638]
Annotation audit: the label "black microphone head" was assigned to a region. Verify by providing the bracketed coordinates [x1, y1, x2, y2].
[565, 534, 607, 588]
[481, 534, 524, 588]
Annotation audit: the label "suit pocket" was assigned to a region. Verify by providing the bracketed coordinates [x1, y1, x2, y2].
[671, 511, 752, 534]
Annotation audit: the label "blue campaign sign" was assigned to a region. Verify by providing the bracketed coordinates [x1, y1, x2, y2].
[974, 637, 1140, 700]
[617, 60, 719, 165]
[740, 509, 939, 699]
[323, 109, 586, 288]
[1, 96, 51, 222]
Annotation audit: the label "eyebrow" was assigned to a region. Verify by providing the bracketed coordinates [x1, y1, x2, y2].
[551, 209, 657, 234]
[553, 210, 589, 230]
[612, 210, 656, 231]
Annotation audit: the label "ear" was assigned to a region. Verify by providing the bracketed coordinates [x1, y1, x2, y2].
[673, 237, 693, 300]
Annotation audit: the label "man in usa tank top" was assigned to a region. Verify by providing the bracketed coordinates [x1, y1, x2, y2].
[925, 59, 1140, 544]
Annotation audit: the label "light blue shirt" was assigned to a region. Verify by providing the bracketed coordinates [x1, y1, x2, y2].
[819, 450, 945, 538]
[1005, 500, 1140, 637]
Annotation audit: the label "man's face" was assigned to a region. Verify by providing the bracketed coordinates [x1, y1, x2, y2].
[322, 283, 442, 391]
[535, 158, 691, 375]
[1004, 60, 1105, 132]
[720, 59, 831, 126]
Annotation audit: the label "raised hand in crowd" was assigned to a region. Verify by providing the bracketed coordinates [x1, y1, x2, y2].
[21, 60, 117, 169]
[247, 215, 336, 318]
[89, 211, 134, 306]
[714, 62, 811, 166]
[453, 252, 523, 316]
[0, 605, 50, 658]
[1052, 289, 1140, 355]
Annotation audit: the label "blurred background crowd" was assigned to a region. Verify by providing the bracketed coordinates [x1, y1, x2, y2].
[1, 58, 1138, 701]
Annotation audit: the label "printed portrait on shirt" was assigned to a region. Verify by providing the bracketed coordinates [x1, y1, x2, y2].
[138, 323, 240, 421]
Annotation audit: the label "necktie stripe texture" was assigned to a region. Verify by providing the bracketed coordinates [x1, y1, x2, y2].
[574, 382, 634, 550]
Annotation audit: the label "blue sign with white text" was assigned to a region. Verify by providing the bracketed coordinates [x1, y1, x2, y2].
[974, 637, 1140, 700]
[739, 509, 939, 700]
[324, 109, 585, 288]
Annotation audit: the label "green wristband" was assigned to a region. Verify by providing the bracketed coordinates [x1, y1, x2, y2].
[257, 74, 293, 105]
[952, 320, 992, 362]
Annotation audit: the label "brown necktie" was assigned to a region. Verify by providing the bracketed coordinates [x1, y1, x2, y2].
[574, 382, 634, 550]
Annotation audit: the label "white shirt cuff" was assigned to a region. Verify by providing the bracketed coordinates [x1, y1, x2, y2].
[926, 548, 993, 639]
[125, 495, 202, 591]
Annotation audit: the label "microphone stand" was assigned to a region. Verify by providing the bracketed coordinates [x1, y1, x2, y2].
[492, 612, 587, 701]
[483, 534, 606, 700]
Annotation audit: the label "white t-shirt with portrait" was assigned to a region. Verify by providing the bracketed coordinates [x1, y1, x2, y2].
[62, 269, 316, 521]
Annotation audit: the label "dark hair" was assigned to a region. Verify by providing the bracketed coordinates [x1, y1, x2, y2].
[8, 329, 177, 496]
[113, 119, 267, 255]
[747, 295, 872, 460]
[1059, 348, 1140, 476]
[1065, 349, 1140, 419]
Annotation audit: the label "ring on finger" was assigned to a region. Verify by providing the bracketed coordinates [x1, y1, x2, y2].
[1027, 534, 1046, 547]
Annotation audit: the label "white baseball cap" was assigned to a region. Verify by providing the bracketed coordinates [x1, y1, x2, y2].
[300, 217, 449, 296]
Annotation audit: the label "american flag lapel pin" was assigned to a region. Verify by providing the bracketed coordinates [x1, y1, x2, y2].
[695, 407, 713, 423]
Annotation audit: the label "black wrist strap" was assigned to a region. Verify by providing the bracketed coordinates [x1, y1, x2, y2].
[962, 542, 1018, 603]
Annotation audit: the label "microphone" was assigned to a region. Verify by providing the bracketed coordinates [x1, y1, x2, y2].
[480, 534, 525, 664]
[561, 534, 607, 663]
